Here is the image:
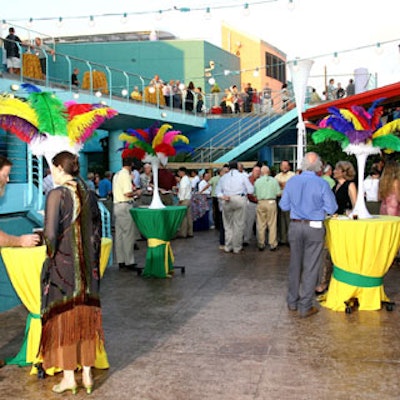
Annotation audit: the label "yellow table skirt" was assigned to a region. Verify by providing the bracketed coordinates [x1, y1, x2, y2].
[323, 216, 400, 311]
[1, 237, 112, 372]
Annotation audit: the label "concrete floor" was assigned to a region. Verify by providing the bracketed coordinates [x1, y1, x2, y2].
[1, 229, 400, 399]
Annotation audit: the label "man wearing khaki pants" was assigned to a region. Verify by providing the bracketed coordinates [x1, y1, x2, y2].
[254, 166, 281, 251]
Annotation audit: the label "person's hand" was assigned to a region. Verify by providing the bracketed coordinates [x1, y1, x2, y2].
[222, 195, 230, 201]
[20, 234, 41, 247]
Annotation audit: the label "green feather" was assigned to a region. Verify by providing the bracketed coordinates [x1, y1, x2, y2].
[28, 92, 68, 136]
[312, 128, 349, 148]
[372, 134, 400, 152]
[132, 140, 154, 155]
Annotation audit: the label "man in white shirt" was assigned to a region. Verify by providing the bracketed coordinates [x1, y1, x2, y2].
[177, 167, 193, 238]
[198, 172, 214, 228]
[216, 161, 254, 254]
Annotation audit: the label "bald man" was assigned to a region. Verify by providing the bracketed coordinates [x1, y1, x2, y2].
[279, 152, 337, 318]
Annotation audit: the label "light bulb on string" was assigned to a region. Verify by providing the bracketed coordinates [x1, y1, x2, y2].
[208, 77, 216, 85]
[332, 52, 340, 65]
[224, 69, 230, 76]
[95, 90, 102, 98]
[27, 17, 33, 28]
[287, 0, 295, 11]
[253, 68, 259, 77]
[375, 42, 384, 55]
[155, 10, 163, 21]
[179, 83, 186, 91]
[292, 59, 299, 72]
[56, 17, 63, 28]
[243, 3, 250, 16]
[73, 92, 80, 99]
[121, 89, 128, 97]
[148, 86, 156, 94]
[88, 16, 95, 28]
[2, 20, 8, 30]
[121, 13, 128, 24]
[204, 7, 212, 20]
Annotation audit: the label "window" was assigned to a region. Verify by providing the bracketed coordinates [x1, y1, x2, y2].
[265, 53, 286, 83]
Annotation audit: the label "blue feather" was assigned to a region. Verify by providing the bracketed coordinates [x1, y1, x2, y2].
[21, 83, 42, 93]
[126, 128, 147, 142]
[367, 98, 385, 115]
[174, 143, 193, 154]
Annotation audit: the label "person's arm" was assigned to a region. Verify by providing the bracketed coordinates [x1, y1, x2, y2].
[393, 179, 400, 203]
[348, 182, 358, 208]
[0, 230, 39, 247]
[44, 189, 62, 257]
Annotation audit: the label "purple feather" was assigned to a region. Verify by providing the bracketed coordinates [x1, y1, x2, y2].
[346, 130, 372, 144]
[126, 128, 148, 142]
[327, 116, 354, 134]
[0, 115, 38, 143]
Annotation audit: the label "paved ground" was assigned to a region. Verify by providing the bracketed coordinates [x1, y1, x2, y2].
[1, 229, 400, 399]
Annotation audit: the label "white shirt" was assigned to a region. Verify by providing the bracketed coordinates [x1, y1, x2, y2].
[198, 179, 211, 195]
[190, 175, 200, 190]
[364, 176, 380, 201]
[178, 175, 192, 201]
[215, 169, 254, 197]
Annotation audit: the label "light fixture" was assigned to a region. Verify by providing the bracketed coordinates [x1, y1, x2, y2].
[287, 0, 295, 11]
[208, 77, 216, 85]
[292, 59, 299, 72]
[73, 92, 80, 99]
[27, 17, 33, 27]
[179, 83, 185, 91]
[204, 7, 211, 20]
[88, 15, 95, 28]
[375, 42, 384, 55]
[2, 19, 8, 29]
[332, 52, 340, 65]
[161, 111, 167, 118]
[253, 68, 259, 77]
[95, 90, 102, 98]
[148, 86, 156, 94]
[10, 84, 20, 91]
[56, 17, 63, 28]
[155, 10, 163, 21]
[224, 69, 230, 76]
[121, 89, 128, 97]
[121, 13, 128, 24]
[100, 100, 107, 106]
[243, 3, 250, 16]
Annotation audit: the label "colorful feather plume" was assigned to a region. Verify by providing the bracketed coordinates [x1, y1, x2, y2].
[119, 123, 192, 161]
[312, 103, 400, 153]
[0, 83, 118, 158]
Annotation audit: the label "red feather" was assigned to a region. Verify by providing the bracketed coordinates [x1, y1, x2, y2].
[66, 104, 94, 121]
[122, 148, 145, 160]
[136, 129, 150, 142]
[154, 143, 176, 156]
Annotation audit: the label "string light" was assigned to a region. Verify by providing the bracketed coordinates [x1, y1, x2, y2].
[224, 69, 230, 76]
[208, 77, 216, 85]
[56, 17, 63, 28]
[95, 90, 102, 97]
[27, 17, 33, 28]
[121, 13, 128, 24]
[121, 88, 128, 97]
[287, 0, 295, 11]
[243, 3, 251, 16]
[375, 42, 383, 55]
[332, 51, 340, 65]
[155, 10, 163, 21]
[2, 19, 8, 29]
[204, 7, 211, 20]
[88, 15, 95, 28]
[253, 68, 260, 77]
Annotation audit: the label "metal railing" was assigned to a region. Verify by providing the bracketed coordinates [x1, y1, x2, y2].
[192, 92, 293, 163]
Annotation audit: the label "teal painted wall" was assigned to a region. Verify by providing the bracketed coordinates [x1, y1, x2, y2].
[51, 39, 240, 96]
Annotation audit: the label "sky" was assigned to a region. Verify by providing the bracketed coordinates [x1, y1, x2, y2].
[1, 0, 399, 93]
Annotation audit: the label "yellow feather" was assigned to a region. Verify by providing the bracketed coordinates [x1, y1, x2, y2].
[152, 124, 172, 147]
[372, 120, 400, 139]
[172, 135, 189, 144]
[118, 133, 139, 144]
[0, 97, 39, 127]
[67, 109, 109, 143]
[338, 109, 364, 131]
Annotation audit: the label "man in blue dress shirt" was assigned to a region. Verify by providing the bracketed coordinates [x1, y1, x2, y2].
[279, 152, 337, 318]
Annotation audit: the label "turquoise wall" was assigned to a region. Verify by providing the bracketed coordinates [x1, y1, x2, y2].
[51, 39, 240, 95]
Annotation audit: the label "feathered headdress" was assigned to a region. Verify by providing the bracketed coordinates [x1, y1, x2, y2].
[118, 122, 192, 164]
[312, 99, 400, 153]
[0, 83, 118, 165]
